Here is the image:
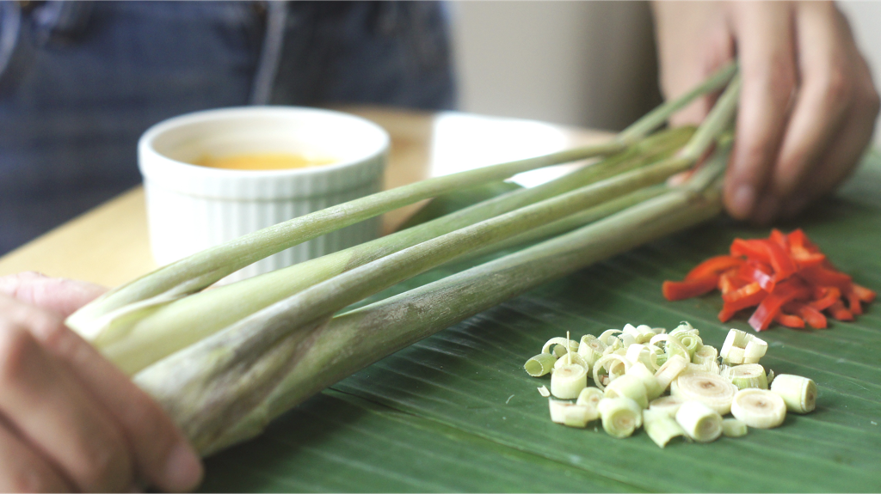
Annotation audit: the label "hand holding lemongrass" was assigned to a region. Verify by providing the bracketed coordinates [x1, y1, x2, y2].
[653, 0, 880, 224]
[0, 272, 202, 492]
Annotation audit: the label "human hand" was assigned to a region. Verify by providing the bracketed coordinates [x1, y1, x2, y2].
[653, 1, 879, 224]
[0, 272, 203, 492]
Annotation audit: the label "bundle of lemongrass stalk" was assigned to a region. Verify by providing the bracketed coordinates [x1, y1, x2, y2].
[66, 65, 741, 455]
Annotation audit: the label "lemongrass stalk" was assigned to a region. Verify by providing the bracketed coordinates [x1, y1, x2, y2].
[538, 386, 551, 398]
[674, 73, 741, 162]
[68, 143, 623, 334]
[69, 68, 734, 339]
[144, 117, 736, 452]
[197, 177, 726, 453]
[643, 409, 687, 448]
[599, 397, 643, 438]
[130, 154, 699, 381]
[454, 184, 668, 263]
[730, 389, 787, 429]
[98, 129, 693, 374]
[770, 374, 817, 413]
[524, 353, 558, 377]
[675, 401, 723, 443]
[618, 61, 736, 142]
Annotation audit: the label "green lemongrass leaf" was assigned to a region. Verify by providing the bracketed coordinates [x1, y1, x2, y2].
[68, 68, 737, 340]
[102, 128, 695, 375]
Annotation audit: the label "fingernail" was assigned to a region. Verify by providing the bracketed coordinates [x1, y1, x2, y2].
[164, 443, 203, 491]
[730, 184, 756, 219]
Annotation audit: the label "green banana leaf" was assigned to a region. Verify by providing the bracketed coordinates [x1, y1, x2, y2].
[200, 151, 880, 493]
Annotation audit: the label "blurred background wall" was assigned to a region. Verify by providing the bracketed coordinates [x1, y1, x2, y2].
[450, 1, 881, 136]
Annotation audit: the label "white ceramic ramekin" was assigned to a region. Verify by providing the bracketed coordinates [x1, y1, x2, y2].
[138, 106, 388, 282]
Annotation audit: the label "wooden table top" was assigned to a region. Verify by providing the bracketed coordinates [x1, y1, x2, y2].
[0, 107, 611, 287]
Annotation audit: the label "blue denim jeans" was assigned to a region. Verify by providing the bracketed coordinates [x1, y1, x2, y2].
[0, 1, 456, 254]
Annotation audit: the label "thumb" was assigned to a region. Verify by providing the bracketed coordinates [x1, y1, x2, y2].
[0, 272, 107, 317]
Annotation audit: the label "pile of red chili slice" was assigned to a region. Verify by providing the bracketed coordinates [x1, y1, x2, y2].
[662, 229, 876, 331]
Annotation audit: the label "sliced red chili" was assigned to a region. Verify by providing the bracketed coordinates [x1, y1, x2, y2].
[718, 268, 747, 295]
[662, 275, 719, 301]
[809, 287, 841, 311]
[761, 240, 798, 281]
[684, 255, 743, 281]
[827, 300, 855, 321]
[748, 279, 812, 331]
[737, 260, 776, 291]
[846, 290, 863, 315]
[798, 265, 852, 292]
[769, 229, 790, 251]
[790, 247, 826, 269]
[730, 238, 768, 260]
[774, 311, 805, 329]
[783, 302, 828, 329]
[664, 229, 873, 330]
[850, 283, 877, 303]
[787, 229, 820, 253]
[719, 283, 766, 322]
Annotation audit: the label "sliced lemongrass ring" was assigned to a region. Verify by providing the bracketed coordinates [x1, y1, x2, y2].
[524, 353, 558, 377]
[551, 364, 588, 399]
[730, 388, 786, 429]
[721, 363, 768, 390]
[671, 373, 736, 415]
[770, 374, 816, 414]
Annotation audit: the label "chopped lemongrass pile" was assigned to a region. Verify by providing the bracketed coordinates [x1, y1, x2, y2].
[524, 324, 817, 447]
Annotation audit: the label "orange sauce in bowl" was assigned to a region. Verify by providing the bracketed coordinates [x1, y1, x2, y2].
[194, 153, 336, 171]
